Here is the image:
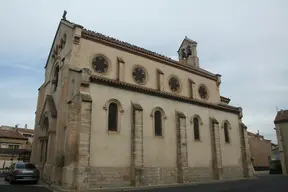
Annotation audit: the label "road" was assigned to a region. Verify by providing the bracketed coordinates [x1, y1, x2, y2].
[0, 178, 52, 192]
[0, 173, 287, 192]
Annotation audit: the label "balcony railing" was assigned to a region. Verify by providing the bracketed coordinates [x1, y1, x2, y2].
[0, 148, 31, 155]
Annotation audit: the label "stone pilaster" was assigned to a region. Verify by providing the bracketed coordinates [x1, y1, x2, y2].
[188, 79, 195, 98]
[77, 96, 92, 167]
[239, 123, 249, 177]
[156, 69, 164, 91]
[117, 57, 125, 81]
[131, 102, 144, 186]
[73, 68, 93, 190]
[242, 125, 255, 177]
[210, 118, 223, 180]
[175, 111, 188, 183]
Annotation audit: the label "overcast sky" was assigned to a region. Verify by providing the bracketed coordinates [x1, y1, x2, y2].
[0, 0, 287, 143]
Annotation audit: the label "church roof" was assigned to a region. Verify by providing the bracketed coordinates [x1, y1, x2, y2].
[57, 18, 217, 80]
[274, 110, 288, 124]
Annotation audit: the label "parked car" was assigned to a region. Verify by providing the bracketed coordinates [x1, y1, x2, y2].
[4, 162, 39, 184]
[269, 160, 282, 174]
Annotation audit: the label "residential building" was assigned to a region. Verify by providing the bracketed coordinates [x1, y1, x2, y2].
[271, 143, 280, 161]
[274, 109, 288, 175]
[0, 125, 34, 148]
[0, 128, 31, 168]
[31, 12, 254, 191]
[247, 131, 272, 170]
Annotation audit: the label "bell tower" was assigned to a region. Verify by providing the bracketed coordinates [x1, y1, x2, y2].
[177, 36, 199, 68]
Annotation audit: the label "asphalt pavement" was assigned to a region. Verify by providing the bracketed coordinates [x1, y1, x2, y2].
[0, 172, 287, 192]
[0, 178, 52, 192]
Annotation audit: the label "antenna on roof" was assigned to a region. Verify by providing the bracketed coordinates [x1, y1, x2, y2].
[62, 10, 67, 20]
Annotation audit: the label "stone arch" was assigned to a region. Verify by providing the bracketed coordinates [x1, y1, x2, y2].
[103, 98, 124, 113]
[103, 99, 124, 132]
[222, 120, 231, 143]
[150, 107, 167, 119]
[221, 120, 232, 129]
[150, 107, 167, 137]
[190, 114, 203, 125]
[190, 114, 203, 140]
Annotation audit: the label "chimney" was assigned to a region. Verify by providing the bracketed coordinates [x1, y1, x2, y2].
[25, 124, 28, 129]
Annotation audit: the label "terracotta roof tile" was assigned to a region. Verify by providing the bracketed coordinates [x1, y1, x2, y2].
[0, 126, 34, 134]
[15, 128, 34, 134]
[0, 129, 27, 140]
[90, 75, 240, 114]
[274, 110, 288, 124]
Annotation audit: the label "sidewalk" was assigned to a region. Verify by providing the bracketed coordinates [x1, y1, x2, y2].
[49, 176, 258, 192]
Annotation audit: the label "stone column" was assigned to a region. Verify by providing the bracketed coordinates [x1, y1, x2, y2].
[210, 118, 223, 180]
[175, 111, 188, 183]
[131, 102, 144, 186]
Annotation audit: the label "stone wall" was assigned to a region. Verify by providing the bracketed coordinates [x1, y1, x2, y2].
[143, 167, 177, 186]
[222, 166, 244, 179]
[183, 167, 213, 182]
[72, 166, 215, 189]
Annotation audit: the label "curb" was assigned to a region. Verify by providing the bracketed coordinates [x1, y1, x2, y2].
[49, 176, 258, 192]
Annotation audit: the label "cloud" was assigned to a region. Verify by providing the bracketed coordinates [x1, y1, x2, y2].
[0, 0, 287, 143]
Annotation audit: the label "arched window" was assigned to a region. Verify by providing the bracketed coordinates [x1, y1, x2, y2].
[108, 102, 118, 131]
[224, 122, 230, 143]
[193, 117, 200, 140]
[53, 66, 60, 91]
[154, 110, 162, 136]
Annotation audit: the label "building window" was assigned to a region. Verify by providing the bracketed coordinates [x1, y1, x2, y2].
[193, 117, 200, 140]
[53, 66, 60, 91]
[198, 84, 209, 100]
[154, 110, 162, 136]
[168, 75, 181, 92]
[8, 145, 19, 149]
[108, 102, 118, 131]
[224, 122, 230, 143]
[92, 55, 109, 74]
[132, 65, 147, 85]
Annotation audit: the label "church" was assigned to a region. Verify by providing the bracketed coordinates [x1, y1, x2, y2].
[31, 11, 254, 190]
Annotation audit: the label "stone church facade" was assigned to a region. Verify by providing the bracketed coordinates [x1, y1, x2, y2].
[31, 13, 254, 190]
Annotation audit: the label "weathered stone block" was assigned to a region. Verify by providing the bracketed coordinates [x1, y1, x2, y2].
[222, 166, 244, 179]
